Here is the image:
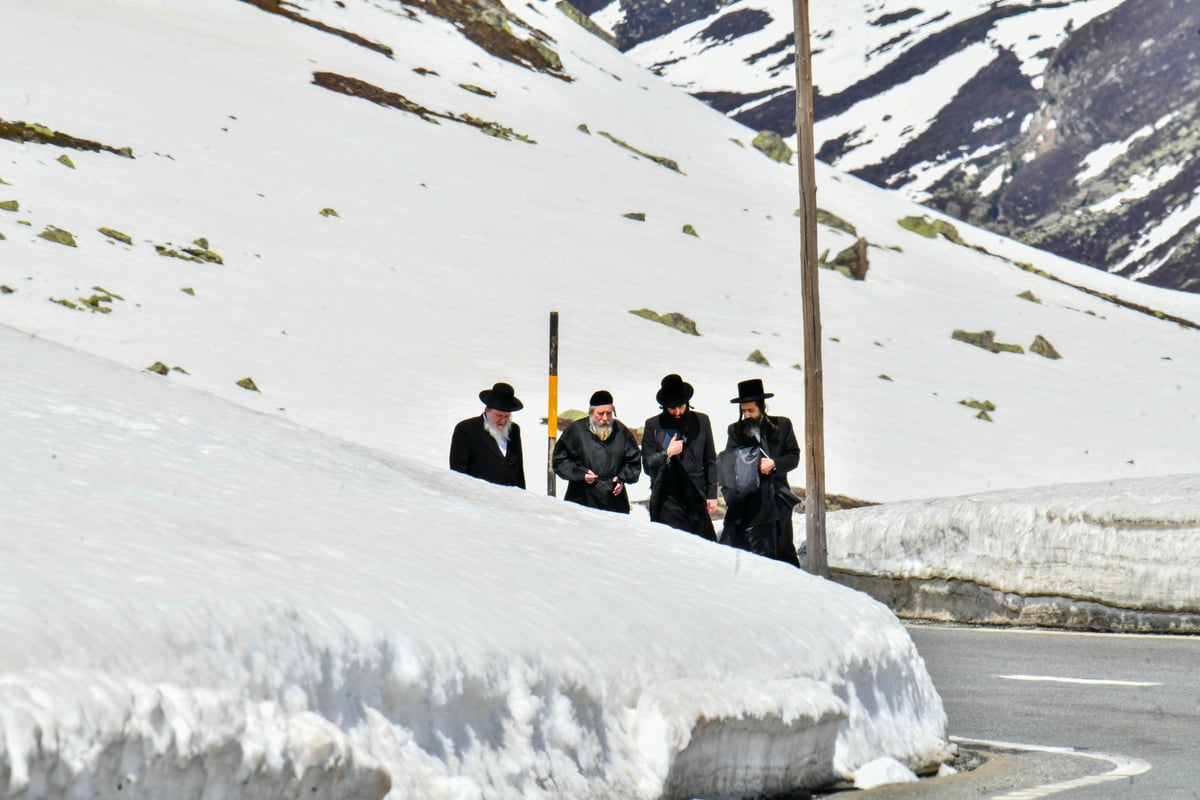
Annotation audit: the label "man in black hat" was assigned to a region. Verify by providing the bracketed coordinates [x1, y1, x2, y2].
[450, 381, 526, 488]
[553, 390, 642, 513]
[720, 378, 802, 566]
[642, 374, 718, 540]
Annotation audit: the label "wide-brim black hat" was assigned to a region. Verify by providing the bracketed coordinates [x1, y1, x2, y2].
[655, 373, 694, 407]
[479, 381, 523, 411]
[730, 378, 774, 403]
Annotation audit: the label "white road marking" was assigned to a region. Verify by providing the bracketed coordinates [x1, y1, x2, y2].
[953, 737, 1152, 800]
[996, 674, 1161, 687]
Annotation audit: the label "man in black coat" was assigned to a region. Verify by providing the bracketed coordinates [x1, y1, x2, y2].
[449, 381, 526, 489]
[642, 374, 717, 540]
[720, 378, 802, 566]
[553, 389, 641, 513]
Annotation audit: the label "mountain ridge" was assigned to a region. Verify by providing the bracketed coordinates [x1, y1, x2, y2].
[593, 0, 1200, 292]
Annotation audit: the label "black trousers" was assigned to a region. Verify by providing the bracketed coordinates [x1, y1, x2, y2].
[724, 518, 801, 567]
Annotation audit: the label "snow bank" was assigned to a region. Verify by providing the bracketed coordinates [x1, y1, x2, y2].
[1, 327, 949, 798]
[827, 476, 1200, 628]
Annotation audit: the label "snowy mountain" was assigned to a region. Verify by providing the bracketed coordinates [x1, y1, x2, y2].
[601, 0, 1200, 292]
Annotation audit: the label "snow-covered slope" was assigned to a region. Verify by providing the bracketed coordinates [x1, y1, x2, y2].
[3, 0, 1200, 506]
[1, 0, 1197, 794]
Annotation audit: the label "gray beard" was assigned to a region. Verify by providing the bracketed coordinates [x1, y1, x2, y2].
[740, 421, 761, 441]
[589, 419, 613, 441]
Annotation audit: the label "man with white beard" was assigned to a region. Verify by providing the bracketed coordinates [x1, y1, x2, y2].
[450, 381, 526, 488]
[553, 390, 641, 513]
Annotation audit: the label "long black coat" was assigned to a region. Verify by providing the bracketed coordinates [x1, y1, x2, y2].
[449, 415, 525, 489]
[642, 410, 717, 539]
[553, 418, 641, 513]
[723, 414, 801, 564]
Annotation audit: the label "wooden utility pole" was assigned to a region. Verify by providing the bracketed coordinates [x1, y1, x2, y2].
[547, 311, 559, 497]
[792, 0, 829, 577]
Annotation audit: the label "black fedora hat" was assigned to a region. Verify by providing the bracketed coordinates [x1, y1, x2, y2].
[655, 373, 694, 407]
[730, 378, 774, 404]
[479, 381, 523, 411]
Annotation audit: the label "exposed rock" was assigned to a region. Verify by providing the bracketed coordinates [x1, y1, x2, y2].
[556, 1, 618, 48]
[57, 154, 75, 169]
[236, 0, 393, 58]
[38, 226, 77, 247]
[312, 72, 537, 143]
[959, 399, 996, 412]
[0, 200, 18, 212]
[821, 236, 870, 281]
[0, 117, 133, 158]
[1016, 290, 1041, 304]
[1030, 334, 1062, 360]
[541, 408, 588, 432]
[155, 239, 223, 265]
[629, 308, 700, 335]
[751, 130, 791, 164]
[622, 212, 646, 221]
[98, 227, 132, 245]
[78, 294, 114, 314]
[146, 362, 170, 376]
[459, 84, 496, 97]
[598, 131, 682, 172]
[0, 285, 13, 294]
[747, 349, 769, 365]
[400, 0, 571, 81]
[237, 377, 261, 392]
[898, 215, 963, 244]
[681, 224, 698, 237]
[816, 209, 857, 236]
[951, 329, 1023, 354]
[320, 207, 340, 217]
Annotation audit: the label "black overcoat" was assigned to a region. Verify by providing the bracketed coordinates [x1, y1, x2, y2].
[449, 415, 526, 489]
[723, 414, 801, 564]
[553, 418, 641, 513]
[642, 410, 717, 538]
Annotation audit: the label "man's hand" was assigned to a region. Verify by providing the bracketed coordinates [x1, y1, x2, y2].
[759, 457, 775, 475]
[666, 436, 684, 458]
[584, 469, 598, 484]
[706, 498, 717, 514]
[611, 477, 623, 496]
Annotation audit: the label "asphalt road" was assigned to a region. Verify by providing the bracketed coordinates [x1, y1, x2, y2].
[845, 624, 1200, 799]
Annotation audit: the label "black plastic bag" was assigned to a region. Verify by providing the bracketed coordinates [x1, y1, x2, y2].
[716, 445, 760, 506]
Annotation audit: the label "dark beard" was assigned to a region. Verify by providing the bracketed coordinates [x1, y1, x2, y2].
[736, 418, 761, 440]
[658, 409, 689, 428]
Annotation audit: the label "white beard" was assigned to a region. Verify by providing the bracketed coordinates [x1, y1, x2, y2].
[483, 415, 512, 451]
